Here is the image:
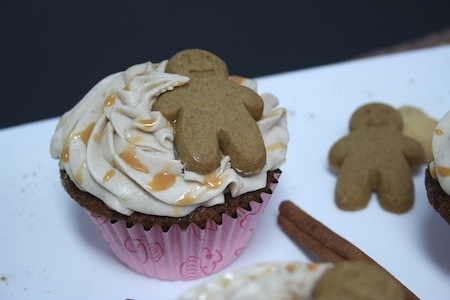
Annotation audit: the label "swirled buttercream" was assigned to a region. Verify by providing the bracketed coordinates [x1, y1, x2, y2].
[429, 110, 450, 195]
[50, 61, 288, 217]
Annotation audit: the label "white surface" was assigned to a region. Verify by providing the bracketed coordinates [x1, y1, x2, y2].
[1, 45, 450, 300]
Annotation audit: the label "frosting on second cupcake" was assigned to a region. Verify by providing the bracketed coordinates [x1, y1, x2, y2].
[429, 110, 450, 195]
[50, 61, 288, 217]
[178, 261, 333, 300]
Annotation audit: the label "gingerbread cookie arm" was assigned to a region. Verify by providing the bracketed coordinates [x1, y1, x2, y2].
[152, 89, 182, 123]
[328, 137, 351, 171]
[235, 85, 264, 121]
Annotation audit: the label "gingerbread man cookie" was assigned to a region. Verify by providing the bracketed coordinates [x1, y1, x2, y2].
[398, 105, 437, 164]
[328, 103, 424, 213]
[153, 49, 266, 174]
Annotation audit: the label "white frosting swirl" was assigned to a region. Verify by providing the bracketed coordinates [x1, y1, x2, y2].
[429, 110, 450, 195]
[178, 261, 333, 300]
[50, 61, 288, 217]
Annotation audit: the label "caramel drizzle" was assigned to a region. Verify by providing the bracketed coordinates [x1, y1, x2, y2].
[75, 161, 86, 184]
[61, 133, 71, 163]
[147, 171, 176, 191]
[175, 190, 196, 206]
[203, 174, 222, 190]
[119, 145, 149, 173]
[138, 118, 157, 129]
[102, 169, 116, 183]
[175, 174, 223, 205]
[435, 129, 444, 135]
[74, 122, 96, 146]
[266, 142, 286, 152]
[61, 122, 95, 163]
[437, 165, 450, 177]
[128, 135, 143, 144]
[104, 94, 116, 107]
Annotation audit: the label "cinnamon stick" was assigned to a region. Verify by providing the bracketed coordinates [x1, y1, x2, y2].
[278, 214, 344, 262]
[278, 200, 419, 300]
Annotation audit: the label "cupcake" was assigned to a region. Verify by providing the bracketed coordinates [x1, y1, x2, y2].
[50, 49, 289, 280]
[426, 110, 450, 225]
[178, 261, 403, 300]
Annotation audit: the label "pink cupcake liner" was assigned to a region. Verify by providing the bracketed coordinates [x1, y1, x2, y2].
[86, 173, 280, 281]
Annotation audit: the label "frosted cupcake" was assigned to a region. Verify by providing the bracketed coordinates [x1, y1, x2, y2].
[50, 49, 289, 280]
[178, 261, 403, 299]
[426, 110, 450, 224]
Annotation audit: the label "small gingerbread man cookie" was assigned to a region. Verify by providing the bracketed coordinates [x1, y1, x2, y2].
[328, 103, 424, 213]
[153, 49, 266, 174]
[398, 105, 437, 164]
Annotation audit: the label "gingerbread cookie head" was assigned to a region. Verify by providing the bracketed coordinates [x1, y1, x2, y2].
[164, 48, 228, 80]
[349, 103, 403, 132]
[153, 49, 266, 175]
[328, 102, 424, 214]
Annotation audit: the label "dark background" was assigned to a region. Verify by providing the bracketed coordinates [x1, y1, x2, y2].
[1, 0, 449, 129]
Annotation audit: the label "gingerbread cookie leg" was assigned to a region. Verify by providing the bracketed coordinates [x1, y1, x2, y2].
[175, 118, 222, 173]
[377, 166, 414, 213]
[335, 165, 372, 210]
[220, 118, 266, 174]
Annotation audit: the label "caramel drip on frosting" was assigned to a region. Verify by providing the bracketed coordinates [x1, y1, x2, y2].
[75, 161, 86, 184]
[61, 122, 95, 163]
[104, 94, 116, 107]
[75, 122, 96, 146]
[61, 133, 71, 163]
[102, 169, 116, 183]
[438, 165, 450, 177]
[203, 174, 222, 190]
[147, 171, 176, 191]
[176, 175, 222, 206]
[266, 142, 286, 152]
[176, 191, 196, 206]
[128, 135, 143, 144]
[138, 118, 157, 129]
[119, 145, 149, 173]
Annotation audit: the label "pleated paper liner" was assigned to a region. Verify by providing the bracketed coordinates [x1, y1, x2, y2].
[87, 173, 280, 280]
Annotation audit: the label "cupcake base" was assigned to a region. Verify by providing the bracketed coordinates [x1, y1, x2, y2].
[61, 170, 281, 280]
[425, 168, 450, 225]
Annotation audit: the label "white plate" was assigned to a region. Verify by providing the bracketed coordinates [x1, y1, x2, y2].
[1, 45, 450, 300]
